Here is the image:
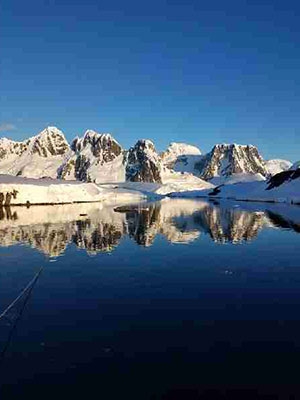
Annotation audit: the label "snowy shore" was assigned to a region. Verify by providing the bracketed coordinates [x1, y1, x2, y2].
[1, 171, 300, 207]
[0, 175, 146, 206]
[169, 176, 300, 205]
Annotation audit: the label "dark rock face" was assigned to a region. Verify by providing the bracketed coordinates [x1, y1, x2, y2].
[74, 155, 91, 182]
[196, 144, 267, 180]
[126, 140, 163, 183]
[266, 168, 300, 190]
[31, 128, 69, 157]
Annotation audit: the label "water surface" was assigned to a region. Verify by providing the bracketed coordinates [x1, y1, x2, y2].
[0, 199, 300, 398]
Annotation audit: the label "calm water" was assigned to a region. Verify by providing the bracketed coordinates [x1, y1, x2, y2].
[0, 199, 300, 398]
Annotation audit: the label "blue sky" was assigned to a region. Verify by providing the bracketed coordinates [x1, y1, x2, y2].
[1, 0, 299, 160]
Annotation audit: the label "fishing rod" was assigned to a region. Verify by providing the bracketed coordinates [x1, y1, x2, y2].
[0, 267, 43, 365]
[0, 267, 43, 321]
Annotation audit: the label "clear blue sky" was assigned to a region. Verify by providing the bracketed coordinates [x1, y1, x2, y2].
[1, 0, 299, 161]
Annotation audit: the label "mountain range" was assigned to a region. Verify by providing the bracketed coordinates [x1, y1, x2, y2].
[0, 126, 295, 184]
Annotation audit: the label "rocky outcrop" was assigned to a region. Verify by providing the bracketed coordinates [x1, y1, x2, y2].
[126, 140, 163, 183]
[266, 167, 300, 190]
[196, 144, 267, 180]
[58, 130, 125, 183]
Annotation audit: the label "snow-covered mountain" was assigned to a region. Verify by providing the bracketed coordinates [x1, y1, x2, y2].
[58, 130, 125, 183]
[0, 127, 295, 189]
[195, 143, 268, 181]
[125, 140, 213, 189]
[161, 142, 203, 174]
[126, 140, 163, 183]
[0, 127, 70, 178]
[265, 159, 292, 176]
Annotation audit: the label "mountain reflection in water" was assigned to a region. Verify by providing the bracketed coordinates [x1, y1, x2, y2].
[0, 199, 300, 257]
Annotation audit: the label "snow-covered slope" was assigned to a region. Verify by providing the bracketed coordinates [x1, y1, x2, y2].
[171, 165, 300, 204]
[0, 175, 146, 205]
[114, 168, 214, 196]
[58, 130, 125, 183]
[265, 159, 292, 176]
[161, 142, 203, 174]
[0, 175, 105, 205]
[209, 172, 266, 186]
[159, 169, 214, 194]
[196, 143, 268, 181]
[0, 127, 70, 178]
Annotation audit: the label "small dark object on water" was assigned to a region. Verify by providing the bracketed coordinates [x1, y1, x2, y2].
[208, 185, 224, 196]
[114, 206, 135, 213]
[79, 213, 88, 217]
[114, 205, 149, 213]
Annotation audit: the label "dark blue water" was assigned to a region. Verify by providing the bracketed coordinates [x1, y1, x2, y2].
[0, 199, 300, 398]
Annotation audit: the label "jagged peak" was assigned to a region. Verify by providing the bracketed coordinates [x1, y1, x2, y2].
[44, 125, 63, 132]
[212, 143, 256, 151]
[27, 126, 69, 157]
[36, 126, 65, 137]
[132, 139, 157, 152]
[67, 130, 123, 173]
[83, 130, 113, 139]
[80, 130, 121, 148]
[197, 142, 267, 180]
